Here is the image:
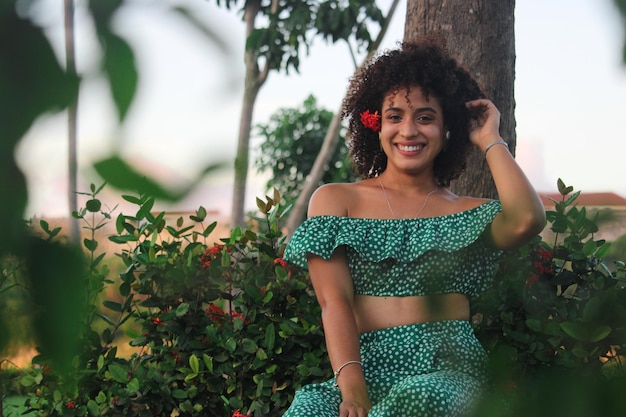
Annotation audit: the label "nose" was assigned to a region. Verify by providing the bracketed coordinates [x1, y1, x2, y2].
[399, 119, 419, 138]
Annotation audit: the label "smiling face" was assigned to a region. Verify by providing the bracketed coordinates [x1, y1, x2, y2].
[379, 86, 446, 177]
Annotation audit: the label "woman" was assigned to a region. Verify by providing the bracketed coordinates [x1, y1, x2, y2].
[282, 37, 545, 417]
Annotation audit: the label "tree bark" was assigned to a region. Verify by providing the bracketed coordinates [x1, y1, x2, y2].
[404, 0, 516, 199]
[230, 0, 268, 228]
[64, 0, 80, 245]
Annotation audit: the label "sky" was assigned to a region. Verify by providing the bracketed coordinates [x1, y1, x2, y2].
[16, 0, 626, 219]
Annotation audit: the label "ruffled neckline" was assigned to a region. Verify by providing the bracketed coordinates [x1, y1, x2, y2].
[284, 200, 502, 269]
[308, 200, 500, 223]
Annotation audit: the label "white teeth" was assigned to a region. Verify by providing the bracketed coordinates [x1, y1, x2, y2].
[398, 144, 424, 152]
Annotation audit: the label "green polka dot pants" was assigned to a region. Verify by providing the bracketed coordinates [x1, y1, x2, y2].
[283, 320, 487, 417]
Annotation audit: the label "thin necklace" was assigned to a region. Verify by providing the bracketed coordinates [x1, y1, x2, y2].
[377, 177, 438, 219]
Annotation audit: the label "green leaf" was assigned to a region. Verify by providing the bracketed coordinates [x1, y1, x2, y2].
[296, 364, 311, 376]
[127, 377, 140, 392]
[256, 348, 268, 360]
[103, 300, 123, 312]
[87, 400, 100, 416]
[525, 318, 543, 332]
[84, 238, 98, 252]
[265, 323, 276, 350]
[559, 321, 612, 342]
[94, 156, 177, 200]
[96, 391, 107, 404]
[583, 294, 613, 321]
[203, 354, 214, 372]
[596, 242, 612, 259]
[241, 338, 259, 353]
[184, 372, 198, 382]
[100, 32, 138, 121]
[176, 302, 190, 317]
[564, 190, 581, 207]
[172, 389, 188, 399]
[557, 178, 574, 195]
[108, 363, 128, 383]
[189, 354, 200, 374]
[108, 234, 138, 244]
[19, 374, 36, 387]
[86, 198, 102, 212]
[122, 194, 142, 204]
[94, 155, 224, 202]
[582, 239, 597, 257]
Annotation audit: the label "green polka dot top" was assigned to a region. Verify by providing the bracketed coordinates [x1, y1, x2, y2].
[284, 200, 504, 298]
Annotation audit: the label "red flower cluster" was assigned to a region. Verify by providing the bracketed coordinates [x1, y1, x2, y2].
[151, 317, 163, 326]
[66, 401, 76, 409]
[42, 363, 52, 375]
[200, 244, 227, 269]
[526, 246, 554, 287]
[206, 302, 246, 324]
[360, 109, 381, 132]
[232, 409, 246, 417]
[206, 303, 226, 320]
[273, 257, 287, 267]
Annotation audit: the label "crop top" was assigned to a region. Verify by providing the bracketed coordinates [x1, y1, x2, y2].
[283, 200, 504, 298]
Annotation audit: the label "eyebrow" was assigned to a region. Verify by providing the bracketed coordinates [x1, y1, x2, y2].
[383, 106, 439, 114]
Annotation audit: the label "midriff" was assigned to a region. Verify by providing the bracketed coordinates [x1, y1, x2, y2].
[353, 293, 470, 333]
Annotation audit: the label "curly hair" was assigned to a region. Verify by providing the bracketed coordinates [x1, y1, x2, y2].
[342, 36, 485, 186]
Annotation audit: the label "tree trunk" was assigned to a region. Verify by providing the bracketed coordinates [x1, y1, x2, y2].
[230, 0, 267, 228]
[404, 0, 516, 199]
[64, 0, 80, 245]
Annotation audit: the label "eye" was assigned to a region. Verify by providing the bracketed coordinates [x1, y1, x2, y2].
[416, 114, 435, 123]
[386, 113, 402, 122]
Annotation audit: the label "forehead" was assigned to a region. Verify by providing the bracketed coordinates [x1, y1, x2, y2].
[383, 85, 441, 109]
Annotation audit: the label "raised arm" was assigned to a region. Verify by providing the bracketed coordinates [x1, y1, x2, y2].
[466, 99, 546, 249]
[306, 185, 372, 416]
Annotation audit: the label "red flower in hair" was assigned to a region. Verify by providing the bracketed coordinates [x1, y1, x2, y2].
[360, 110, 381, 132]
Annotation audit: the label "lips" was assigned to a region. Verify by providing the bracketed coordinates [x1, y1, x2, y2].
[396, 143, 425, 152]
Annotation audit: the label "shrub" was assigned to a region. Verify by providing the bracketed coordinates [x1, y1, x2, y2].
[472, 179, 626, 416]
[15, 187, 328, 417]
[8, 180, 626, 417]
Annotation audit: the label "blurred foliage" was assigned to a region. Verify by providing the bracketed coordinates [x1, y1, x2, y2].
[255, 95, 358, 203]
[0, 0, 226, 374]
[0, 2, 82, 372]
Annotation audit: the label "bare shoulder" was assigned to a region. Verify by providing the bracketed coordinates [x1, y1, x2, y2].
[456, 195, 494, 211]
[308, 183, 358, 217]
[437, 192, 494, 215]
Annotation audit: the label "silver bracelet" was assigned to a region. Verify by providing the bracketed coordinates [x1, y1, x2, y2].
[332, 360, 363, 388]
[483, 140, 509, 155]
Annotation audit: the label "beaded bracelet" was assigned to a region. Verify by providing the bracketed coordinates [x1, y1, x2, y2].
[483, 140, 509, 155]
[332, 360, 363, 388]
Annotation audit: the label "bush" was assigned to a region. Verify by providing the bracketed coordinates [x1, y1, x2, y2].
[472, 179, 626, 416]
[14, 187, 328, 417]
[6, 180, 626, 417]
